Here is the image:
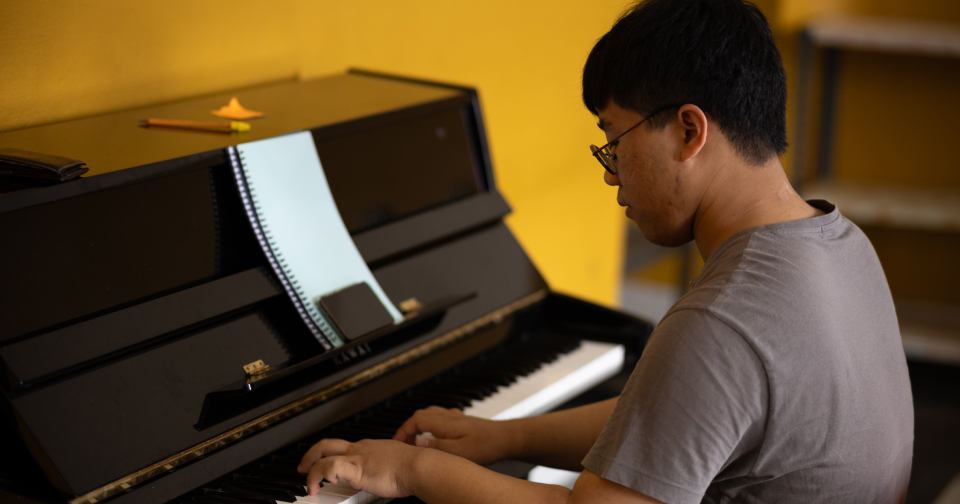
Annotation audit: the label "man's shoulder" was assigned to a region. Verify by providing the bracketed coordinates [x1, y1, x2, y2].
[680, 207, 883, 316]
[663, 204, 898, 373]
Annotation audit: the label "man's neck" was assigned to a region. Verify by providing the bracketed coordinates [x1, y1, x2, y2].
[692, 157, 823, 260]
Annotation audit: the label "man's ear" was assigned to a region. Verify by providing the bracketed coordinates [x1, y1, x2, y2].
[676, 104, 708, 162]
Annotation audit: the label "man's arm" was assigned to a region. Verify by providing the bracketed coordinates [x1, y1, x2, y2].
[392, 397, 619, 471]
[511, 396, 619, 470]
[298, 437, 665, 504]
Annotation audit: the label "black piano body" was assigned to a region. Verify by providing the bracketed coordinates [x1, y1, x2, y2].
[0, 71, 652, 504]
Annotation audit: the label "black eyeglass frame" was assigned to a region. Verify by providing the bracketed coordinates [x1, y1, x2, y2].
[589, 103, 683, 175]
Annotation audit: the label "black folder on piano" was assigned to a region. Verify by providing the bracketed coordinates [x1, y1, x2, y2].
[0, 70, 652, 504]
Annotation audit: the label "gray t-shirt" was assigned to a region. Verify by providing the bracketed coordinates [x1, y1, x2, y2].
[583, 201, 913, 504]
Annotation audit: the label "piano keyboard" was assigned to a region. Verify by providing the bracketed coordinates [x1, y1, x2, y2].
[181, 335, 623, 504]
[463, 340, 624, 420]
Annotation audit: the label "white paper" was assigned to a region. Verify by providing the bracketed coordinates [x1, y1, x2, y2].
[234, 131, 402, 347]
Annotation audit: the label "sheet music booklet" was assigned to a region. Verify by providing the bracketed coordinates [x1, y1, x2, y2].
[228, 131, 403, 349]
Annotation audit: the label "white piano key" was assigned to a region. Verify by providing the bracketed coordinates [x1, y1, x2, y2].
[313, 480, 361, 504]
[463, 341, 624, 420]
[528, 465, 581, 490]
[295, 482, 379, 504]
[295, 490, 348, 504]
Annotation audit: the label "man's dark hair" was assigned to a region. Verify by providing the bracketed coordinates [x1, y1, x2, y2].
[582, 0, 787, 165]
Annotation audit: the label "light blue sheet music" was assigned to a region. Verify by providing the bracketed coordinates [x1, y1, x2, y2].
[231, 131, 402, 348]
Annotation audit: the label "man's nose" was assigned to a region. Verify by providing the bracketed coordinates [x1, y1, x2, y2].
[603, 170, 620, 187]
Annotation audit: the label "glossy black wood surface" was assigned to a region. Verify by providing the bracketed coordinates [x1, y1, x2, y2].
[0, 95, 486, 343]
[0, 72, 537, 499]
[0, 74, 464, 180]
[0, 268, 281, 389]
[8, 221, 546, 495]
[0, 72, 651, 504]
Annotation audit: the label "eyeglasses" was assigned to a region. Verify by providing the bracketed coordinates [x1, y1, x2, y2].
[589, 104, 681, 175]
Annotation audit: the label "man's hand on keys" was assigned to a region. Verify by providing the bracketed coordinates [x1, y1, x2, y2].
[298, 438, 416, 499]
[392, 406, 514, 466]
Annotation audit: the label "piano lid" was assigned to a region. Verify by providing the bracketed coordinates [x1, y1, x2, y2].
[0, 72, 465, 179]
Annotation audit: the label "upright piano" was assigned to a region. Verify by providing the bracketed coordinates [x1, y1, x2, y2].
[0, 71, 651, 504]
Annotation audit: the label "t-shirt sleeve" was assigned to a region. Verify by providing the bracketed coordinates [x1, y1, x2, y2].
[582, 308, 768, 504]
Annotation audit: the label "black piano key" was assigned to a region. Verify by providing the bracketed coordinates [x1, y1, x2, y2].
[380, 408, 419, 423]
[195, 498, 251, 504]
[442, 384, 491, 398]
[336, 424, 397, 439]
[256, 465, 303, 479]
[445, 373, 497, 386]
[490, 363, 538, 376]
[356, 411, 403, 425]
[414, 390, 474, 403]
[331, 431, 365, 442]
[356, 424, 401, 438]
[423, 388, 476, 401]
[202, 489, 272, 504]
[357, 419, 403, 433]
[446, 376, 499, 393]
[324, 427, 365, 441]
[475, 370, 517, 386]
[395, 396, 463, 410]
[389, 398, 443, 411]
[194, 499, 236, 504]
[250, 468, 309, 486]
[223, 481, 296, 502]
[498, 356, 543, 369]
[246, 474, 307, 492]
[268, 455, 301, 471]
[375, 411, 415, 424]
[421, 383, 486, 401]
[237, 475, 308, 496]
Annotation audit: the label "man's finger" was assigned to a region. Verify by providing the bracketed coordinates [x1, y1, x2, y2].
[298, 438, 350, 474]
[393, 409, 431, 443]
[416, 435, 459, 455]
[305, 462, 325, 496]
[298, 442, 325, 474]
[318, 438, 352, 456]
[393, 407, 449, 443]
[393, 416, 419, 443]
[319, 456, 362, 487]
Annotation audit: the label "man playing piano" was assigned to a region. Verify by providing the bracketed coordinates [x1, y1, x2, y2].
[299, 0, 914, 502]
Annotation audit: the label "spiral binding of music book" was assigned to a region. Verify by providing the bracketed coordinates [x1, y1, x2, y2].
[227, 131, 403, 349]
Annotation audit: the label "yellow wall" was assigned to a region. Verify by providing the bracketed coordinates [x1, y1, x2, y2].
[0, 0, 632, 307]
